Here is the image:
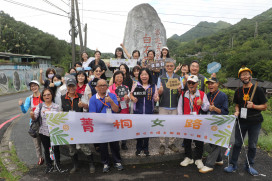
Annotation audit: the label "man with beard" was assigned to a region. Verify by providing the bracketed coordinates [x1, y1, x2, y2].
[224, 67, 267, 176]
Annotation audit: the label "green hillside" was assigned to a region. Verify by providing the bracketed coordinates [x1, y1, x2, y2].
[170, 21, 231, 42]
[0, 11, 113, 71]
[167, 8, 272, 82]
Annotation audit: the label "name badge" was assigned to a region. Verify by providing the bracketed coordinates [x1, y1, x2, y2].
[120, 101, 127, 110]
[240, 108, 247, 119]
[106, 108, 112, 114]
[190, 112, 197, 115]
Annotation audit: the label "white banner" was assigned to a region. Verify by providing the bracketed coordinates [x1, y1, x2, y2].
[110, 58, 137, 68]
[46, 112, 236, 148]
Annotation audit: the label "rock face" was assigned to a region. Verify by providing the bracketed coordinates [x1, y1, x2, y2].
[123, 3, 167, 60]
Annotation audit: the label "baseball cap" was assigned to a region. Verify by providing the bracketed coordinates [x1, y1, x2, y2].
[187, 75, 199, 83]
[162, 46, 169, 51]
[66, 78, 77, 86]
[29, 80, 40, 87]
[206, 77, 218, 83]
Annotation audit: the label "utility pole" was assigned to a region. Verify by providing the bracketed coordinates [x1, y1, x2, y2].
[83, 23, 87, 51]
[231, 36, 234, 49]
[254, 21, 258, 39]
[70, 0, 76, 66]
[75, 0, 84, 53]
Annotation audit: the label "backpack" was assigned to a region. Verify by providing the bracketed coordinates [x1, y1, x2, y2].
[28, 103, 43, 138]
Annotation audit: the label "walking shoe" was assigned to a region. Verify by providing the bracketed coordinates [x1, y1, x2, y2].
[144, 150, 150, 156]
[103, 164, 110, 173]
[44, 164, 54, 173]
[180, 157, 194, 167]
[224, 164, 237, 173]
[195, 159, 204, 169]
[168, 144, 179, 152]
[115, 163, 124, 171]
[121, 144, 128, 150]
[135, 150, 141, 156]
[199, 166, 214, 173]
[245, 166, 258, 176]
[159, 145, 165, 155]
[215, 160, 224, 166]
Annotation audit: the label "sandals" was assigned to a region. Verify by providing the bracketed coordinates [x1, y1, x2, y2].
[38, 157, 44, 165]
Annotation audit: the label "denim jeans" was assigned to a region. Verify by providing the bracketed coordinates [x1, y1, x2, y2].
[230, 121, 261, 167]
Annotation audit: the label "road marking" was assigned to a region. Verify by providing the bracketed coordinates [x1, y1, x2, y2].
[0, 114, 21, 130]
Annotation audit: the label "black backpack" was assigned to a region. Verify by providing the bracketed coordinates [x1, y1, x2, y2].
[28, 103, 43, 138]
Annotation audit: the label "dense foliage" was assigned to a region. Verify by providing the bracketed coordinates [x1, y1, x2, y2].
[167, 8, 272, 82]
[0, 11, 113, 71]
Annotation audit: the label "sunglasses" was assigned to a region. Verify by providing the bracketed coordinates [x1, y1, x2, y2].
[187, 81, 196, 85]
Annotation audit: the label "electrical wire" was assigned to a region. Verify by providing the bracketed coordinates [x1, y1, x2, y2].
[41, 0, 69, 14]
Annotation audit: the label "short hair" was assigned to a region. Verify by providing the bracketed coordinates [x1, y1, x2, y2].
[138, 68, 153, 85]
[113, 70, 124, 84]
[93, 65, 102, 71]
[69, 68, 77, 74]
[45, 68, 56, 78]
[52, 74, 63, 87]
[94, 50, 101, 55]
[74, 61, 82, 67]
[147, 50, 155, 57]
[40, 88, 54, 102]
[76, 71, 88, 84]
[190, 60, 199, 67]
[132, 50, 140, 57]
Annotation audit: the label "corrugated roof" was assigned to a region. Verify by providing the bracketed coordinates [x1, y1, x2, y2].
[223, 78, 272, 89]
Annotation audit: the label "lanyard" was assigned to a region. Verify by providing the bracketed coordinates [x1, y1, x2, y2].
[209, 91, 220, 105]
[99, 98, 110, 108]
[68, 98, 74, 110]
[189, 94, 196, 112]
[242, 84, 252, 107]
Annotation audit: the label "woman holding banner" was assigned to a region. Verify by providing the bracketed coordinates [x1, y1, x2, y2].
[88, 51, 107, 80]
[108, 70, 130, 150]
[107, 47, 126, 72]
[130, 68, 159, 156]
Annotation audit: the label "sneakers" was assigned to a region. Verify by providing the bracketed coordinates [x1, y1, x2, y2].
[180, 157, 194, 167]
[245, 166, 258, 176]
[115, 163, 124, 171]
[195, 159, 204, 169]
[224, 164, 237, 173]
[168, 144, 179, 152]
[103, 164, 110, 173]
[44, 164, 54, 173]
[199, 166, 214, 173]
[144, 150, 150, 156]
[215, 160, 224, 166]
[159, 145, 165, 155]
[135, 150, 141, 156]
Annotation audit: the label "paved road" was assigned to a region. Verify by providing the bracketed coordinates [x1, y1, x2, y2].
[0, 91, 32, 140]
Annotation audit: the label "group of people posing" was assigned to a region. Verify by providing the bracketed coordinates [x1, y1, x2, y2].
[18, 46, 267, 176]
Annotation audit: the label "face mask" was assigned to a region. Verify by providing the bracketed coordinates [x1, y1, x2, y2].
[54, 81, 61, 87]
[70, 73, 77, 76]
[76, 67, 82, 71]
[48, 74, 54, 79]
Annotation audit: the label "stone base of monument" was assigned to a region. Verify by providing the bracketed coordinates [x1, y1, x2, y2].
[60, 138, 185, 165]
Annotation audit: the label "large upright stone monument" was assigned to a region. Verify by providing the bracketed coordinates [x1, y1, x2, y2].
[123, 3, 167, 60]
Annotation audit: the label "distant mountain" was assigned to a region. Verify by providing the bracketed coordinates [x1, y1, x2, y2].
[170, 21, 232, 42]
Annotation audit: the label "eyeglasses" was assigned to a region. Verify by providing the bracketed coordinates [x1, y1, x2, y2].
[97, 84, 108, 88]
[187, 81, 196, 85]
[166, 65, 174, 67]
[43, 94, 52, 97]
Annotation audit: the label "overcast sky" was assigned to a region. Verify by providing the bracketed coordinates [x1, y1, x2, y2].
[1, 0, 271, 53]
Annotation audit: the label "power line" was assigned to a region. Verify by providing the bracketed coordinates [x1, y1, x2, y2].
[2, 0, 69, 18]
[41, 0, 69, 14]
[60, 0, 70, 7]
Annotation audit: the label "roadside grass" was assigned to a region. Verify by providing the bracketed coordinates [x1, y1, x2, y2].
[0, 145, 29, 181]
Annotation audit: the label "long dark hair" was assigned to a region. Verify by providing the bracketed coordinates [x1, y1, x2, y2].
[115, 47, 125, 59]
[138, 68, 152, 85]
[131, 65, 141, 78]
[160, 49, 170, 58]
[119, 64, 130, 78]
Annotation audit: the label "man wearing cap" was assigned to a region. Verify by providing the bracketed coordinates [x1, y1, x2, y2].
[199, 77, 229, 173]
[157, 60, 183, 155]
[61, 78, 93, 174]
[177, 75, 210, 170]
[224, 67, 267, 176]
[18, 80, 44, 166]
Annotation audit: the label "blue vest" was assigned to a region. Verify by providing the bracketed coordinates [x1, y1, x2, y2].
[134, 83, 156, 114]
